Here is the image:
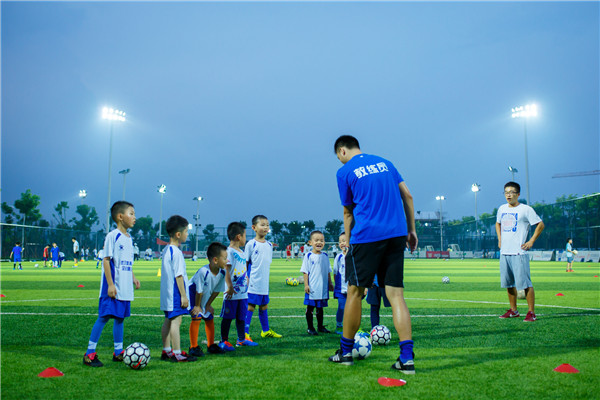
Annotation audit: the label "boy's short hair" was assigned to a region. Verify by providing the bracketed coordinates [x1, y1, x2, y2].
[227, 222, 246, 241]
[72, 237, 76, 240]
[166, 215, 189, 237]
[111, 201, 134, 223]
[310, 230, 324, 240]
[339, 232, 346, 238]
[334, 135, 360, 154]
[207, 242, 228, 260]
[566, 237, 572, 243]
[15, 241, 21, 245]
[252, 215, 268, 226]
[504, 182, 521, 193]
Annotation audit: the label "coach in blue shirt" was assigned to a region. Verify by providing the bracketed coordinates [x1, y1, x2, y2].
[328, 135, 418, 375]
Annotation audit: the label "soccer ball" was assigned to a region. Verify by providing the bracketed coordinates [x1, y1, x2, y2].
[298, 276, 305, 284]
[370, 325, 392, 345]
[442, 276, 450, 284]
[285, 277, 292, 285]
[352, 334, 372, 360]
[517, 289, 526, 299]
[572, 250, 578, 255]
[291, 278, 299, 286]
[123, 342, 150, 370]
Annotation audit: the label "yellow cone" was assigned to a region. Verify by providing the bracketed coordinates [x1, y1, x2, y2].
[157, 268, 161, 277]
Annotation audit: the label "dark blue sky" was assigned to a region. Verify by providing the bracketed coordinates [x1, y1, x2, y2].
[2, 1, 598, 229]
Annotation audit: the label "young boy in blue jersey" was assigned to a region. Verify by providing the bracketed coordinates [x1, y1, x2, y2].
[219, 222, 258, 351]
[160, 215, 197, 363]
[10, 242, 23, 270]
[366, 275, 391, 329]
[301, 230, 333, 335]
[83, 201, 140, 367]
[333, 233, 348, 334]
[51, 242, 60, 268]
[188, 242, 229, 357]
[244, 215, 283, 341]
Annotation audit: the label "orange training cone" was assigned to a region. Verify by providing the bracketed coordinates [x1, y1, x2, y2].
[553, 364, 579, 373]
[38, 367, 64, 378]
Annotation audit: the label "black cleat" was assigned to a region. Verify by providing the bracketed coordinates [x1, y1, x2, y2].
[307, 329, 318, 336]
[318, 326, 331, 334]
[207, 344, 226, 354]
[391, 357, 415, 375]
[83, 352, 104, 367]
[112, 352, 124, 362]
[328, 348, 354, 365]
[188, 346, 205, 357]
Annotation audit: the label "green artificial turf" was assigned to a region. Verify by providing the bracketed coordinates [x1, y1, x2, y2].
[1, 258, 598, 400]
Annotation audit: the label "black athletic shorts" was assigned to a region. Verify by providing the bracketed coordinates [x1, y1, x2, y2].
[345, 236, 406, 288]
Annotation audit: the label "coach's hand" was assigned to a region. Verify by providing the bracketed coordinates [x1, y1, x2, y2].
[407, 231, 418, 252]
[521, 240, 534, 251]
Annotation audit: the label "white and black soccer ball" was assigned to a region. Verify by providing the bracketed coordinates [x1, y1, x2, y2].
[370, 325, 392, 345]
[442, 276, 450, 284]
[123, 342, 150, 370]
[352, 334, 372, 360]
[517, 289, 526, 300]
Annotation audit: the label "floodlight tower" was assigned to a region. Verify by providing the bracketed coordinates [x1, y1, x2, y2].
[79, 189, 87, 203]
[435, 195, 446, 253]
[119, 169, 131, 200]
[157, 185, 166, 249]
[193, 196, 204, 255]
[471, 184, 481, 250]
[511, 104, 537, 205]
[508, 166, 518, 182]
[102, 107, 126, 234]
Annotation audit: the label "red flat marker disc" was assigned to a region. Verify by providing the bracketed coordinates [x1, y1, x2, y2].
[77, 285, 85, 288]
[555, 293, 564, 296]
[378, 377, 407, 387]
[0, 294, 6, 298]
[553, 363, 579, 373]
[38, 367, 64, 378]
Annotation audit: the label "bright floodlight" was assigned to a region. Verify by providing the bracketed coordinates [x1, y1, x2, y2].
[436, 195, 445, 200]
[102, 106, 126, 122]
[79, 189, 87, 198]
[471, 183, 480, 193]
[193, 196, 204, 201]
[158, 184, 166, 194]
[508, 166, 518, 173]
[188, 223, 193, 231]
[119, 168, 131, 175]
[511, 104, 538, 118]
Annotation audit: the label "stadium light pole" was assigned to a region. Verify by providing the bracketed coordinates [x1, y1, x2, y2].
[157, 185, 166, 250]
[102, 107, 126, 234]
[508, 166, 518, 182]
[435, 195, 445, 253]
[79, 189, 87, 204]
[118, 168, 131, 200]
[471, 184, 480, 251]
[511, 104, 537, 205]
[193, 196, 204, 255]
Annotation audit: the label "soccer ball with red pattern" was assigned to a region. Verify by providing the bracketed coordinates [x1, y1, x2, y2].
[123, 342, 150, 369]
[370, 325, 392, 345]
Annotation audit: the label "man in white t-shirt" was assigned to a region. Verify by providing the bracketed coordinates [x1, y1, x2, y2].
[495, 182, 545, 322]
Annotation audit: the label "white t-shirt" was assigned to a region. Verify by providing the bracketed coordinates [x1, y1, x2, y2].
[190, 265, 226, 318]
[333, 252, 347, 294]
[293, 245, 299, 254]
[226, 247, 248, 300]
[101, 229, 134, 301]
[160, 245, 190, 311]
[300, 252, 332, 300]
[497, 203, 542, 255]
[245, 239, 273, 295]
[73, 240, 79, 253]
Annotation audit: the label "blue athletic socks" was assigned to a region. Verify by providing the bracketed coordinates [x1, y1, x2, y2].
[259, 309, 269, 332]
[113, 317, 124, 355]
[336, 306, 344, 327]
[399, 340, 414, 363]
[245, 310, 254, 334]
[340, 336, 354, 355]
[86, 316, 110, 355]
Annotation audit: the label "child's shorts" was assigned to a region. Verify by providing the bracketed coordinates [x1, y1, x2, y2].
[366, 285, 391, 307]
[248, 293, 269, 306]
[304, 295, 328, 308]
[99, 296, 131, 319]
[220, 298, 248, 320]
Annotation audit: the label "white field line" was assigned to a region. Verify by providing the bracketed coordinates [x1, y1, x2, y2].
[2, 296, 599, 312]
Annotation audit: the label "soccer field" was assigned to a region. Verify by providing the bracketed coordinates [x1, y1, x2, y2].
[1, 258, 599, 400]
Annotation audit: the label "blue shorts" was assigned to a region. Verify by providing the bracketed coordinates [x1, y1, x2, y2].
[164, 308, 189, 319]
[98, 296, 131, 319]
[164, 284, 190, 319]
[567, 257, 574, 263]
[220, 299, 248, 320]
[366, 285, 391, 307]
[337, 294, 347, 308]
[14, 257, 21, 262]
[304, 295, 328, 308]
[248, 293, 269, 306]
[499, 254, 532, 290]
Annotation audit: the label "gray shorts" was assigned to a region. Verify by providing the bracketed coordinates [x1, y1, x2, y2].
[499, 254, 532, 290]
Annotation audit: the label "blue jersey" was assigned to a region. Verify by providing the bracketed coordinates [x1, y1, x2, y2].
[51, 247, 60, 261]
[336, 153, 407, 244]
[12, 246, 22, 260]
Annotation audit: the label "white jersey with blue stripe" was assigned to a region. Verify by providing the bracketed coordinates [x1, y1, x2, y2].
[300, 252, 332, 301]
[245, 239, 273, 296]
[100, 229, 134, 301]
[160, 245, 190, 311]
[226, 246, 248, 300]
[333, 253, 347, 294]
[190, 265, 226, 318]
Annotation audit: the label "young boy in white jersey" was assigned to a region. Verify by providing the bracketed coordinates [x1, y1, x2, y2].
[188, 242, 229, 356]
[333, 233, 348, 334]
[301, 230, 333, 335]
[160, 215, 197, 362]
[219, 222, 258, 351]
[83, 201, 140, 367]
[244, 215, 283, 341]
[495, 182, 545, 322]
[72, 237, 80, 267]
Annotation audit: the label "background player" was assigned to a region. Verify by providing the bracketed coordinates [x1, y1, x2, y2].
[51, 242, 60, 268]
[10, 242, 23, 270]
[188, 242, 228, 356]
[160, 215, 196, 362]
[83, 201, 140, 367]
[245, 215, 282, 340]
[565, 238, 574, 272]
[72, 237, 80, 267]
[301, 230, 333, 335]
[333, 233, 348, 334]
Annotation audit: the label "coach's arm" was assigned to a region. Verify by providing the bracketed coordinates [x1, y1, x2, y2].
[342, 205, 355, 244]
[399, 182, 418, 252]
